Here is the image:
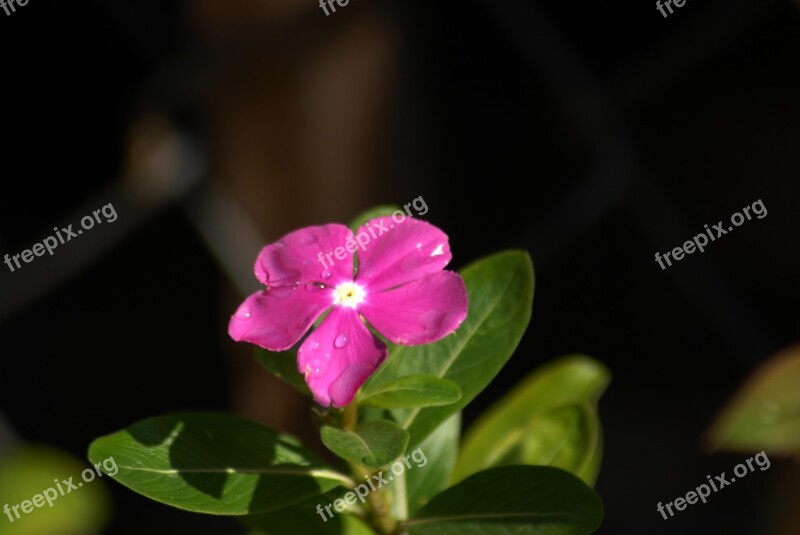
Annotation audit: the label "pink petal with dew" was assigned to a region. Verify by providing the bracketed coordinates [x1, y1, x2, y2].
[228, 285, 334, 351]
[359, 271, 468, 345]
[255, 224, 355, 288]
[297, 306, 388, 407]
[355, 216, 453, 292]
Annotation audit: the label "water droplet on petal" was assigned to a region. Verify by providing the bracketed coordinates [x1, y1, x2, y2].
[312, 340, 320, 349]
[306, 283, 326, 292]
[244, 313, 251, 318]
[334, 334, 349, 348]
[321, 270, 332, 280]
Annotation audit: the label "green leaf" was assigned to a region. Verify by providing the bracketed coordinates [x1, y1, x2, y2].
[349, 205, 400, 232]
[708, 346, 800, 455]
[361, 251, 535, 449]
[242, 494, 376, 535]
[403, 412, 461, 518]
[321, 420, 410, 467]
[406, 466, 603, 535]
[254, 349, 311, 396]
[475, 405, 597, 479]
[358, 375, 461, 409]
[0, 445, 111, 535]
[454, 356, 609, 486]
[88, 413, 350, 515]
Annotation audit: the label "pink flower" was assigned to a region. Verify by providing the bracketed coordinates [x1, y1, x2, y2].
[228, 216, 468, 407]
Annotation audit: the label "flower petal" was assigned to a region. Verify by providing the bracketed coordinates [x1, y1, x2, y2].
[228, 286, 334, 351]
[359, 271, 468, 345]
[297, 306, 388, 407]
[255, 224, 355, 288]
[355, 216, 452, 292]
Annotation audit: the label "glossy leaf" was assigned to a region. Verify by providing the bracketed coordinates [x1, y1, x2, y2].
[358, 375, 461, 409]
[406, 466, 603, 535]
[454, 356, 609, 485]
[361, 251, 534, 449]
[321, 420, 410, 467]
[88, 413, 350, 515]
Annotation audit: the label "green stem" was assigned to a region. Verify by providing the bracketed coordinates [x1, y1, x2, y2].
[366, 477, 396, 534]
[393, 469, 408, 522]
[342, 401, 358, 431]
[339, 401, 396, 534]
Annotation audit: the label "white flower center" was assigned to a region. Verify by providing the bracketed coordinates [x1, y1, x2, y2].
[333, 282, 366, 308]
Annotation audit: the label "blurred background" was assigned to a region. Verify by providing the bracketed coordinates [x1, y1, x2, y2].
[1, 0, 799, 533]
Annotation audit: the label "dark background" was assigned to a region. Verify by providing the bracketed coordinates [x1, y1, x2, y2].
[1, 0, 798, 533]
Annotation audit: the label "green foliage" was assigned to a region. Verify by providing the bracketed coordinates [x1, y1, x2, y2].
[242, 494, 375, 535]
[361, 251, 535, 449]
[454, 356, 609, 485]
[321, 420, 410, 468]
[357, 375, 461, 409]
[254, 349, 310, 395]
[708, 346, 800, 455]
[88, 413, 350, 515]
[89, 206, 608, 534]
[405, 466, 603, 535]
[0, 446, 110, 535]
[403, 413, 461, 518]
